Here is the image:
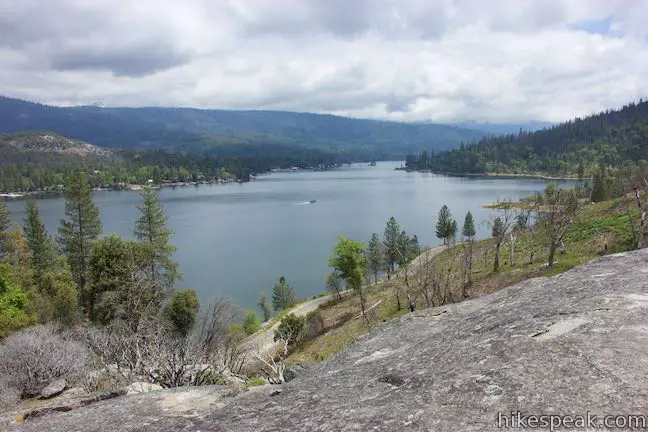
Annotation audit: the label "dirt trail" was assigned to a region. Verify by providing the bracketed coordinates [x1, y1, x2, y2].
[242, 245, 448, 356]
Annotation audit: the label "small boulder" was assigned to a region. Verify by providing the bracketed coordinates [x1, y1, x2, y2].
[39, 379, 67, 399]
[283, 364, 308, 382]
[127, 382, 163, 395]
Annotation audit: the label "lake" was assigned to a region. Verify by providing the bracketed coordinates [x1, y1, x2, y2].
[5, 162, 570, 308]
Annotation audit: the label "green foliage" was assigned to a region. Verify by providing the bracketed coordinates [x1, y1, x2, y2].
[23, 199, 55, 284]
[57, 171, 102, 299]
[0, 197, 10, 254]
[492, 217, 505, 239]
[462, 211, 476, 239]
[246, 377, 267, 387]
[591, 165, 609, 202]
[162, 289, 200, 336]
[328, 236, 366, 292]
[407, 98, 648, 176]
[88, 235, 157, 326]
[272, 276, 296, 312]
[37, 262, 80, 326]
[242, 309, 262, 335]
[274, 313, 305, 346]
[134, 186, 179, 291]
[382, 217, 400, 274]
[0, 264, 33, 337]
[257, 291, 271, 322]
[435, 205, 455, 245]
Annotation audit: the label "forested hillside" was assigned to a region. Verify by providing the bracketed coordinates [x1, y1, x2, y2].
[0, 132, 344, 192]
[406, 99, 648, 175]
[0, 96, 485, 159]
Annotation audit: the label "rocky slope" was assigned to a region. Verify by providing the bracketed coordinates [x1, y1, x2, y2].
[8, 249, 648, 431]
[0, 132, 113, 158]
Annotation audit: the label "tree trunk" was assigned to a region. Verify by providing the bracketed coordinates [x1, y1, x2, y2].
[467, 241, 473, 285]
[635, 188, 645, 249]
[548, 243, 556, 267]
[493, 243, 500, 273]
[509, 233, 516, 267]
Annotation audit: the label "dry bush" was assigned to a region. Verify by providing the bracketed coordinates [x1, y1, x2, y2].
[0, 379, 20, 412]
[301, 310, 325, 342]
[0, 324, 89, 398]
[82, 297, 246, 389]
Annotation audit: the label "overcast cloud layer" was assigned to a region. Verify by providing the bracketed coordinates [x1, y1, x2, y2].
[1, 0, 648, 122]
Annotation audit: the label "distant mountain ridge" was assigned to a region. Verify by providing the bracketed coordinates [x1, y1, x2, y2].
[0, 96, 486, 159]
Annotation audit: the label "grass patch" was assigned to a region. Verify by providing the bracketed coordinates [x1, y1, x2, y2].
[246, 377, 267, 387]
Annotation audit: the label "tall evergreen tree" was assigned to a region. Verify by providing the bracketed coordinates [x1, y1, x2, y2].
[57, 171, 102, 315]
[383, 217, 400, 278]
[272, 276, 295, 311]
[462, 212, 476, 240]
[367, 233, 383, 284]
[0, 197, 10, 256]
[134, 186, 179, 291]
[591, 164, 608, 202]
[23, 199, 55, 284]
[436, 205, 453, 245]
[450, 220, 458, 244]
[462, 212, 476, 289]
[396, 231, 411, 267]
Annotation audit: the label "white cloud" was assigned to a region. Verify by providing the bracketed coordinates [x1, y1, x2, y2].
[1, 0, 647, 122]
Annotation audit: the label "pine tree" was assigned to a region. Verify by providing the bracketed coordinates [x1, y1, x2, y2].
[57, 171, 102, 315]
[272, 276, 295, 311]
[591, 164, 607, 202]
[450, 220, 458, 244]
[23, 199, 55, 285]
[134, 186, 179, 291]
[367, 233, 383, 284]
[462, 212, 476, 289]
[0, 197, 11, 256]
[383, 217, 400, 278]
[396, 231, 411, 267]
[436, 205, 452, 245]
[462, 212, 476, 240]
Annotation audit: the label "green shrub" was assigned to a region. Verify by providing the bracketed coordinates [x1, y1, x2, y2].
[246, 376, 266, 387]
[242, 309, 261, 335]
[162, 289, 200, 336]
[0, 264, 34, 338]
[274, 313, 304, 346]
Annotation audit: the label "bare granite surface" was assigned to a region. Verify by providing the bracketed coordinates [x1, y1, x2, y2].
[7, 249, 648, 431]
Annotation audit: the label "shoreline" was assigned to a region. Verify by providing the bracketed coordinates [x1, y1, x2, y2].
[0, 164, 351, 199]
[396, 168, 583, 181]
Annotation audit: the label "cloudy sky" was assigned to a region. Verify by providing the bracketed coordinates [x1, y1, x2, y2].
[1, 0, 648, 123]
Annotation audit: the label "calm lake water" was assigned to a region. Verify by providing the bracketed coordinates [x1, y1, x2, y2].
[5, 162, 570, 308]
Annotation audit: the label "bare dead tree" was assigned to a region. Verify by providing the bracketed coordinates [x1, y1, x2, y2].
[489, 202, 518, 272]
[252, 324, 300, 383]
[405, 250, 436, 308]
[536, 185, 580, 266]
[83, 297, 244, 389]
